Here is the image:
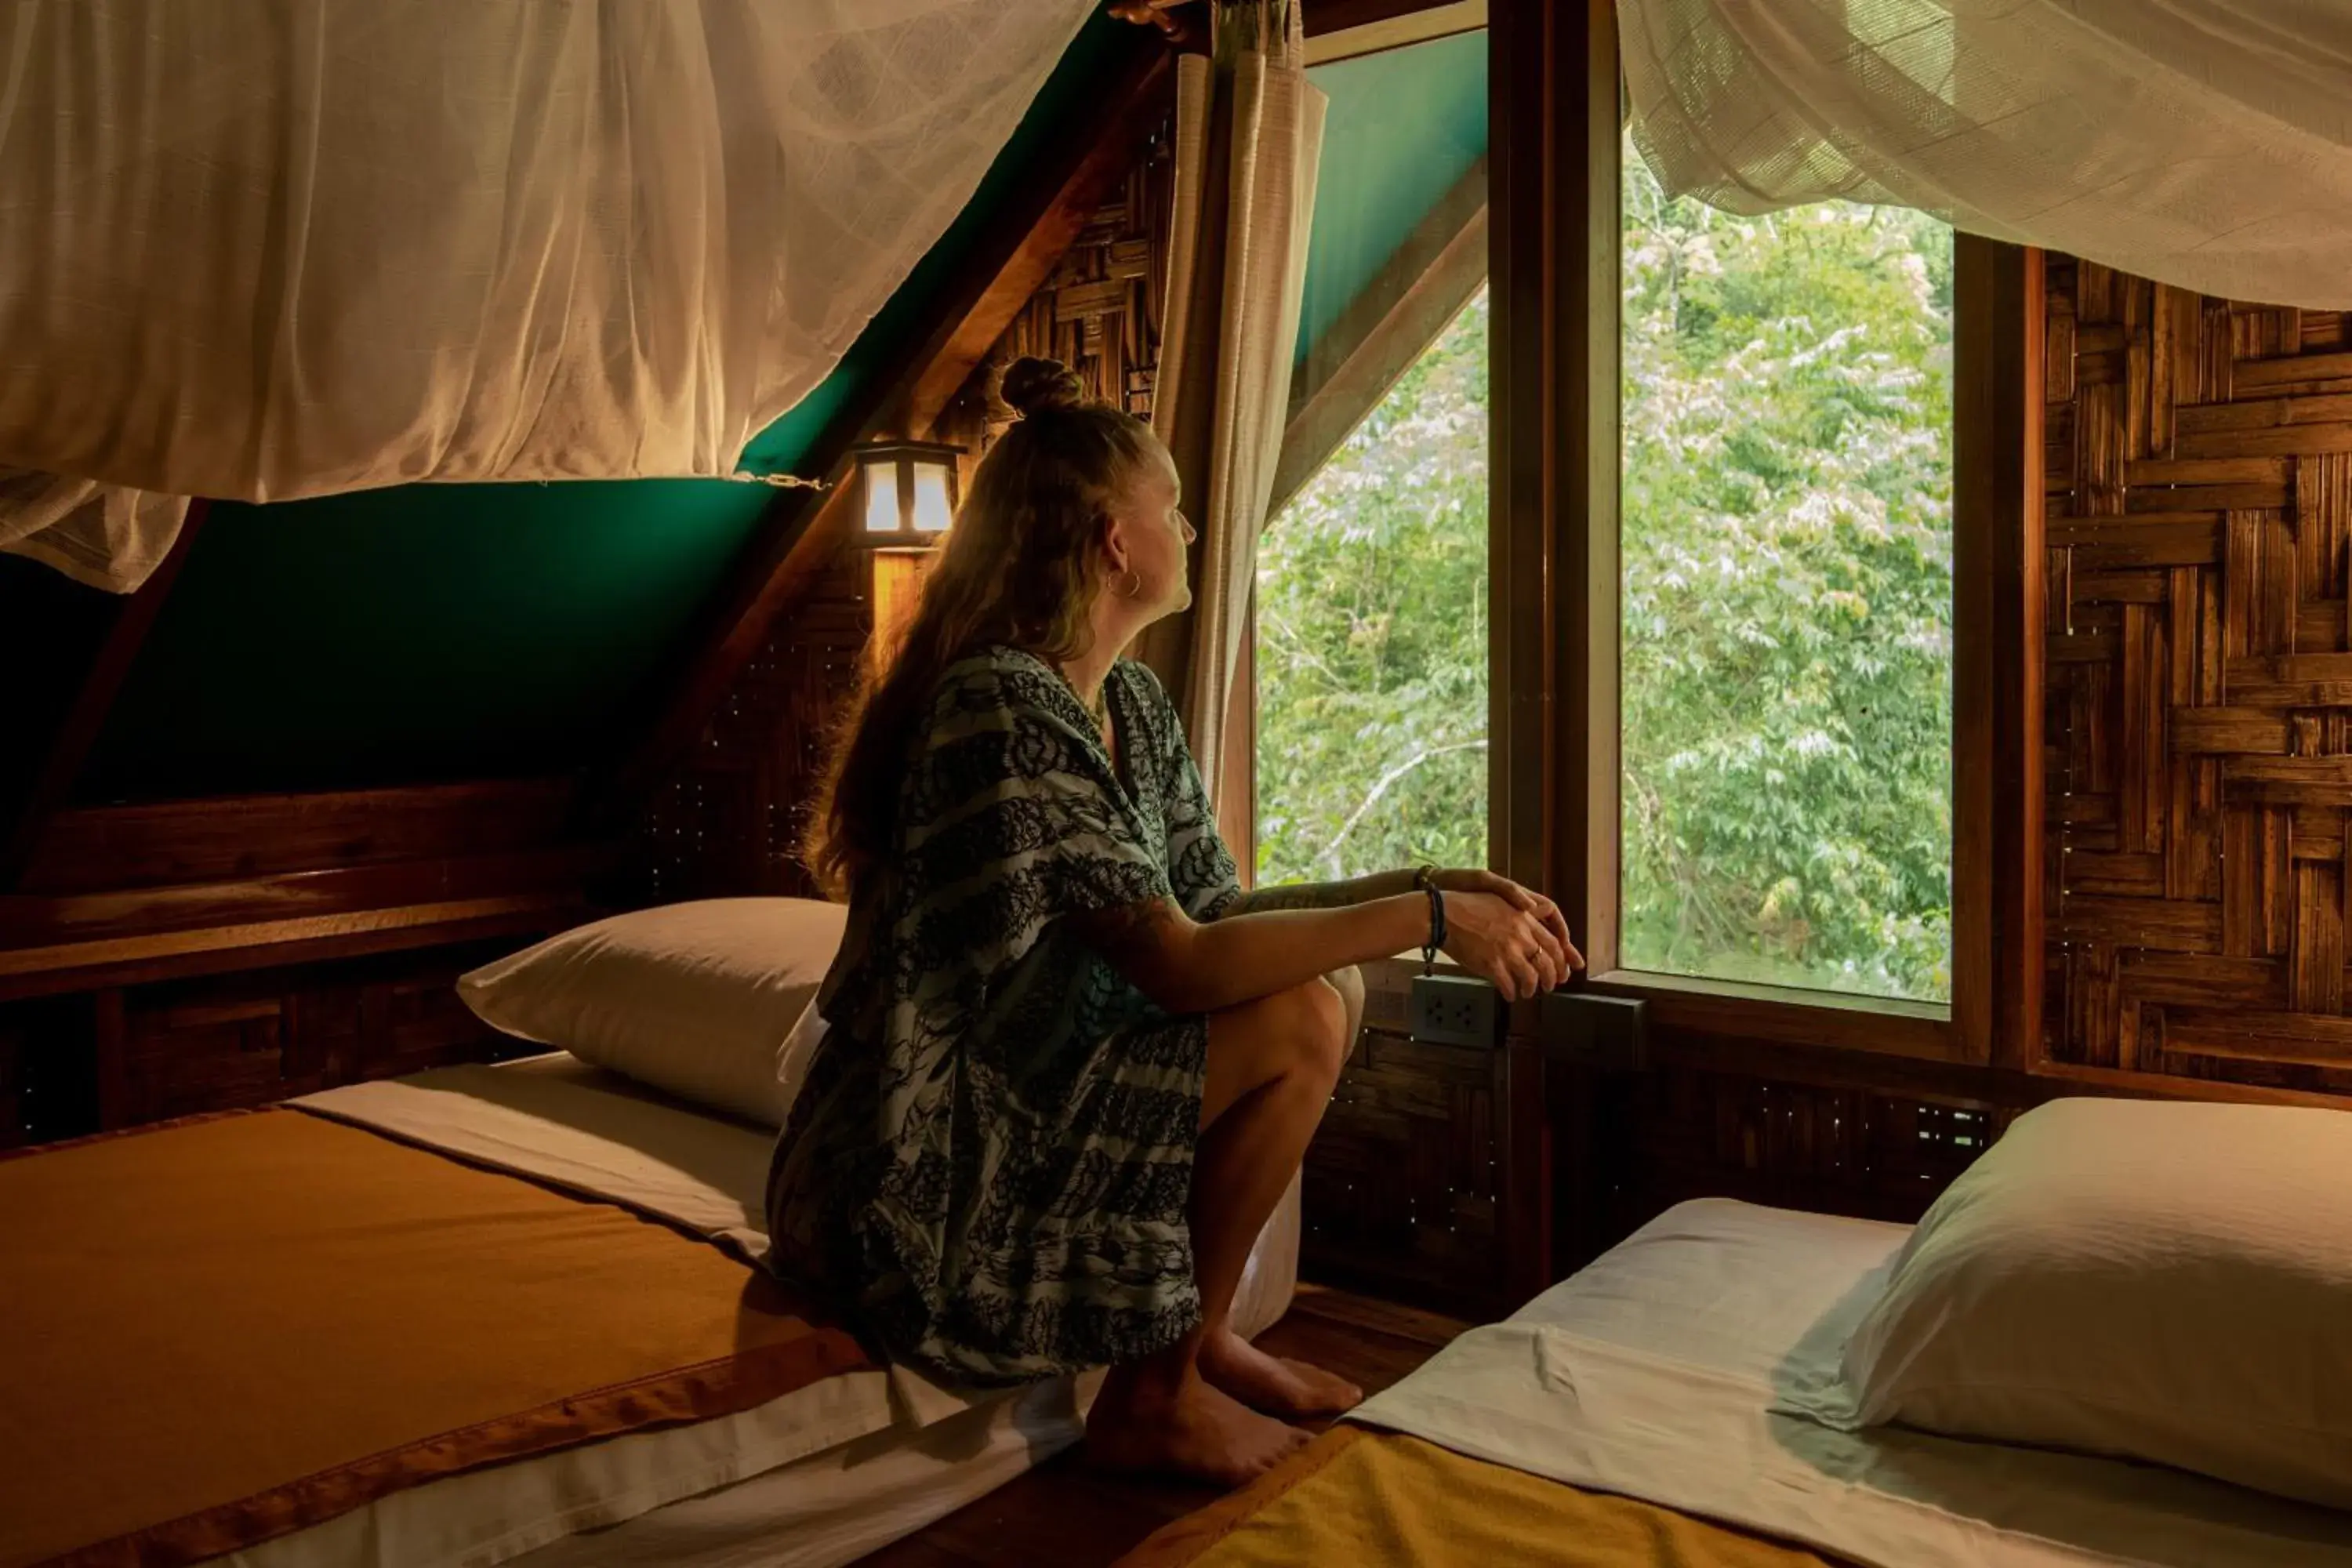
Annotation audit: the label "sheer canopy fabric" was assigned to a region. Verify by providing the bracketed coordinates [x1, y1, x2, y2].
[1620, 0, 2352, 310]
[0, 0, 1092, 590]
[0, 469, 191, 593]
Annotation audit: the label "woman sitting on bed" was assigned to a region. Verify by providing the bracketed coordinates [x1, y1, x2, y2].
[768, 357, 1581, 1487]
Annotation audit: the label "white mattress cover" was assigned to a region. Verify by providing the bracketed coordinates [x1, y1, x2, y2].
[1352, 1198, 2352, 1568]
[513, 1367, 1105, 1568]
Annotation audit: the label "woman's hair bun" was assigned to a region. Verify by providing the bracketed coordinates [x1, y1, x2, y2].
[999, 356, 1087, 418]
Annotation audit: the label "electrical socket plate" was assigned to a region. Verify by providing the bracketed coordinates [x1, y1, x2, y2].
[1408, 972, 1501, 1047]
[1538, 991, 1649, 1071]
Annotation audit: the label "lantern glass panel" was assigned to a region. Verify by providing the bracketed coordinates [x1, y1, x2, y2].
[910, 459, 954, 534]
[861, 454, 902, 534]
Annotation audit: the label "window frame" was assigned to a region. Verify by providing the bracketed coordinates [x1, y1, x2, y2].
[1488, 0, 2045, 1066]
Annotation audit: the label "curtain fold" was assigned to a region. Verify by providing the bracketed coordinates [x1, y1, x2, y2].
[1142, 2, 1327, 846]
[0, 0, 1094, 591]
[0, 470, 190, 593]
[1620, 0, 2352, 309]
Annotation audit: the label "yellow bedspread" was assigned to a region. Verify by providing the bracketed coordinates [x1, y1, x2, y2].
[1118, 1426, 1846, 1568]
[0, 1109, 870, 1568]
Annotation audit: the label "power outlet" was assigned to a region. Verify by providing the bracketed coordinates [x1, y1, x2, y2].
[1408, 972, 1501, 1047]
[1539, 991, 1649, 1071]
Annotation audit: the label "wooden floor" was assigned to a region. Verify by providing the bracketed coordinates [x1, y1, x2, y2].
[855, 1285, 1468, 1568]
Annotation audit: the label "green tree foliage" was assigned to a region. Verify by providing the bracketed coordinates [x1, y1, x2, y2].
[1255, 151, 1952, 1003]
[1620, 154, 1952, 1000]
[1255, 290, 1491, 884]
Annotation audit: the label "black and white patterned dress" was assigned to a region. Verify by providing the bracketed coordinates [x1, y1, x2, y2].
[765, 645, 1240, 1386]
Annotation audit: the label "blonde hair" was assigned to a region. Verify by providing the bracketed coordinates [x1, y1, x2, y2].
[803, 357, 1167, 898]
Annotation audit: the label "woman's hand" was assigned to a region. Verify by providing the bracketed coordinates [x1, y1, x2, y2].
[1430, 870, 1586, 1000]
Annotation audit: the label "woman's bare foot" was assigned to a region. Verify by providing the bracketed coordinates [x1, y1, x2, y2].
[1198, 1327, 1363, 1418]
[1086, 1365, 1313, 1487]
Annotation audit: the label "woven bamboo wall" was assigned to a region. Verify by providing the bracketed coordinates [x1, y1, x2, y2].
[2045, 255, 2352, 1094]
[932, 153, 1173, 459]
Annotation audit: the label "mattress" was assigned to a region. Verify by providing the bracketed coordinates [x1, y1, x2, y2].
[252, 1051, 1297, 1568]
[1350, 1198, 2352, 1568]
[201, 1054, 1044, 1568]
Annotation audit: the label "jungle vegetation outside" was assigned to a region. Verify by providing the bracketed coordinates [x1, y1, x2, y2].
[1254, 146, 1953, 1004]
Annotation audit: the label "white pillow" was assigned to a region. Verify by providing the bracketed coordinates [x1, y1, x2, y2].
[1837, 1096, 2352, 1508]
[458, 898, 848, 1127]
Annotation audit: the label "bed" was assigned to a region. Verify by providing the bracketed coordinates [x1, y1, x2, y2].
[1, 1048, 1296, 1568]
[1119, 1195, 2352, 1568]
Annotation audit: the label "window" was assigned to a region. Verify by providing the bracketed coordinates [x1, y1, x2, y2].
[1258, 290, 1490, 883]
[1617, 140, 1955, 1004]
[1251, 26, 1489, 885]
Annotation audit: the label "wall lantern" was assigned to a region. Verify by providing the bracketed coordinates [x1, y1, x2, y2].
[851, 438, 963, 544]
[849, 437, 963, 654]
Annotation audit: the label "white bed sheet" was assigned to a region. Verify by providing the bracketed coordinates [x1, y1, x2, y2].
[1352, 1197, 2352, 1568]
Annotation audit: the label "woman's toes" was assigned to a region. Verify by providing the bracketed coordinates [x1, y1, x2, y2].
[1199, 1329, 1363, 1417]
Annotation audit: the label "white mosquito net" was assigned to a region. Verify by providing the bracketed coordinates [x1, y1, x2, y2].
[0, 0, 1094, 590]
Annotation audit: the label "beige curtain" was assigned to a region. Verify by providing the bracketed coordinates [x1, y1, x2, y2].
[1621, 0, 2352, 309]
[1142, 2, 1327, 843]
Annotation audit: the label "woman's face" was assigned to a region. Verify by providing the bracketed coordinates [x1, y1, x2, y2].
[1109, 453, 1196, 621]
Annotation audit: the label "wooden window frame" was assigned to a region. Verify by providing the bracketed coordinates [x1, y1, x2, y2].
[1489, 0, 2046, 1067]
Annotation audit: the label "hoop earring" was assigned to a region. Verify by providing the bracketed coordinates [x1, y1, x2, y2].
[1111, 567, 1144, 601]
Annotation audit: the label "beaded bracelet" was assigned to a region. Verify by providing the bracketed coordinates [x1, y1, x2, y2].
[1414, 864, 1445, 974]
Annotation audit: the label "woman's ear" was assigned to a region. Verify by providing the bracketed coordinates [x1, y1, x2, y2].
[1099, 509, 1131, 572]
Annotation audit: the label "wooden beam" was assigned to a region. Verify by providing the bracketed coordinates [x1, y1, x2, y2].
[1303, 0, 1475, 36]
[1269, 158, 1486, 519]
[586, 36, 1178, 832]
[1954, 237, 2046, 1069]
[1305, 0, 1484, 62]
[1, 500, 209, 888]
[1490, 0, 1617, 967]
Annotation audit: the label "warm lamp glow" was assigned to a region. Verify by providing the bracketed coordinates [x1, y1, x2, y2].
[910, 460, 954, 533]
[851, 439, 963, 543]
[851, 439, 960, 664]
[861, 452, 902, 534]
[871, 548, 932, 656]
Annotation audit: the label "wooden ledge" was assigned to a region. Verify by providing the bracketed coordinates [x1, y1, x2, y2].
[0, 895, 590, 1004]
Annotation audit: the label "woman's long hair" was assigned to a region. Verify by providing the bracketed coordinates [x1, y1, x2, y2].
[803, 357, 1166, 899]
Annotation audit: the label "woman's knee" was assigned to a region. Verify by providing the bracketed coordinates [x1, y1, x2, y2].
[1276, 977, 1350, 1086]
[1323, 964, 1364, 1064]
[1204, 978, 1353, 1120]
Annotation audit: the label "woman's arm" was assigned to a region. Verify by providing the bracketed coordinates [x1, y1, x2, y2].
[1221, 868, 1582, 967]
[1216, 869, 1418, 915]
[1077, 887, 1571, 1014]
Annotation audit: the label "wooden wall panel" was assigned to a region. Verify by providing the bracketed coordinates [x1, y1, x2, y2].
[1598, 1069, 2013, 1238]
[93, 945, 528, 1130]
[1303, 1025, 1506, 1316]
[637, 559, 873, 904]
[19, 779, 576, 896]
[0, 1011, 23, 1149]
[2046, 256, 2352, 1094]
[0, 942, 528, 1142]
